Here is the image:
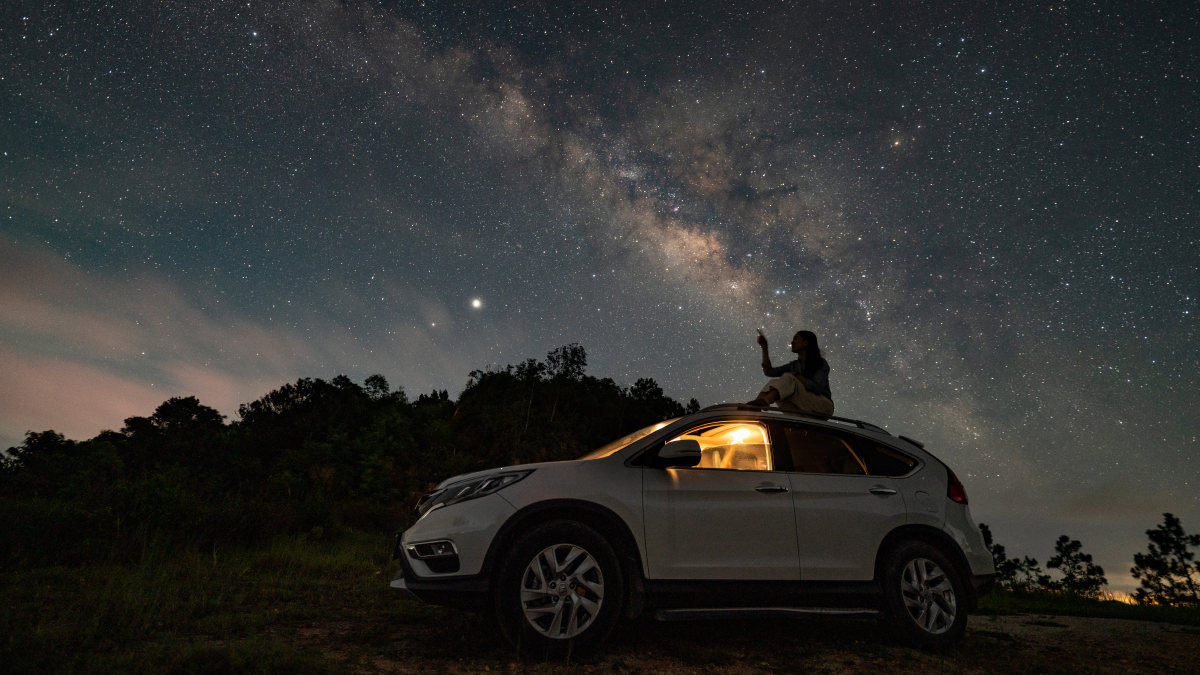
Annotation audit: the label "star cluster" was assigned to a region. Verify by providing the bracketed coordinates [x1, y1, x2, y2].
[2, 1, 1197, 591]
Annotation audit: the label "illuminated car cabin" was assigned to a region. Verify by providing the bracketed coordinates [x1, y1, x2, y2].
[670, 422, 772, 470]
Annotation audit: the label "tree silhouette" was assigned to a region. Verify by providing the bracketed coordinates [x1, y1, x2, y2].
[1, 431, 80, 496]
[1013, 556, 1052, 590]
[1131, 513, 1200, 606]
[1046, 535, 1107, 596]
[145, 396, 225, 431]
[977, 523, 1051, 590]
[453, 345, 681, 466]
[545, 343, 587, 423]
[545, 343, 587, 381]
[627, 377, 685, 427]
[119, 396, 227, 474]
[364, 374, 399, 401]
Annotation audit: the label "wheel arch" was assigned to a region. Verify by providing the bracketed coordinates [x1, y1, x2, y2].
[875, 524, 978, 610]
[483, 499, 646, 618]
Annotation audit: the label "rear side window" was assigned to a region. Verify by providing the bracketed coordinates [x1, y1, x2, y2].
[781, 426, 865, 475]
[855, 442, 918, 476]
[780, 425, 918, 477]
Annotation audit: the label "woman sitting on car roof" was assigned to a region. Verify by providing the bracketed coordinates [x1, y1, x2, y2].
[747, 329, 834, 418]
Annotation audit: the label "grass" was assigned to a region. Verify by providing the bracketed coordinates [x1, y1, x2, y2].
[4, 533, 1199, 673]
[0, 528, 423, 674]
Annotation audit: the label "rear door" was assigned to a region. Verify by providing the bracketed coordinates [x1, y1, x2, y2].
[777, 423, 912, 580]
[641, 419, 799, 580]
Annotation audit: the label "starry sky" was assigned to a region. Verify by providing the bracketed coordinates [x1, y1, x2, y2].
[2, 1, 1196, 592]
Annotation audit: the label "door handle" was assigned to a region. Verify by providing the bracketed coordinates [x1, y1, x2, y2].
[755, 484, 789, 494]
[869, 486, 898, 495]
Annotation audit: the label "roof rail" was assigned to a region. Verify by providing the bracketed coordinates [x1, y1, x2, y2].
[698, 403, 891, 435]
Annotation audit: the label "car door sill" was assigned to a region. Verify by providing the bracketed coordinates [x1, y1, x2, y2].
[653, 607, 881, 621]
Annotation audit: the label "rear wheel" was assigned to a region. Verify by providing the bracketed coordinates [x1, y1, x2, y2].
[494, 521, 624, 655]
[881, 541, 968, 648]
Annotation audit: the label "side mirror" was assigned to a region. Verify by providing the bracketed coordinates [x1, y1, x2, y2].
[657, 439, 701, 468]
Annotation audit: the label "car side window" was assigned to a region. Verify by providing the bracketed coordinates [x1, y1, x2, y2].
[782, 425, 867, 475]
[855, 442, 918, 476]
[666, 421, 773, 471]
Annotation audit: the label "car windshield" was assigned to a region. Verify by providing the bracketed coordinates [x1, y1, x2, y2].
[577, 418, 680, 460]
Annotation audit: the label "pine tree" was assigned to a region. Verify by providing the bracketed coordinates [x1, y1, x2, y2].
[1046, 535, 1107, 596]
[1131, 513, 1200, 606]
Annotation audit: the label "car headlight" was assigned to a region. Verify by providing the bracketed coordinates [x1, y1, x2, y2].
[416, 470, 533, 517]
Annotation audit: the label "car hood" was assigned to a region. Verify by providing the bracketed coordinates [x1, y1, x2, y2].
[433, 459, 581, 489]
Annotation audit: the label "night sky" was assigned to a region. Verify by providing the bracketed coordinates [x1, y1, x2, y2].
[3, 1, 1196, 593]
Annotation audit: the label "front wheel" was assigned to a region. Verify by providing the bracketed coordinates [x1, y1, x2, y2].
[881, 541, 968, 648]
[494, 521, 624, 655]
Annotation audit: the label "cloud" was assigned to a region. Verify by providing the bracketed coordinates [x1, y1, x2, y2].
[0, 239, 413, 446]
[0, 236, 527, 449]
[0, 342, 166, 450]
[0, 239, 312, 374]
[0, 240, 284, 443]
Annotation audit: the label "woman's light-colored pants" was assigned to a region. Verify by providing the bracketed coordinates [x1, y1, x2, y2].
[759, 373, 834, 417]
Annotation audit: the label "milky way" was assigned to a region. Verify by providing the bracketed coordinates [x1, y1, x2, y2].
[2, 1, 1197, 591]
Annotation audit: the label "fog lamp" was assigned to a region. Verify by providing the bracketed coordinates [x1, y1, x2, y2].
[408, 540, 458, 559]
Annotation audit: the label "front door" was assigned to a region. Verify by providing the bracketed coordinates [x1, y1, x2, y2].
[641, 420, 799, 580]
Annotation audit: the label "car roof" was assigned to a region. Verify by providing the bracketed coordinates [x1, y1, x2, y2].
[697, 403, 887, 434]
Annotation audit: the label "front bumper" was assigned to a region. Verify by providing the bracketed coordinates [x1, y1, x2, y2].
[390, 550, 490, 611]
[396, 493, 516, 577]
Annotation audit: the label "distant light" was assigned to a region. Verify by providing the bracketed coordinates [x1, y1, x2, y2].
[471, 298, 483, 309]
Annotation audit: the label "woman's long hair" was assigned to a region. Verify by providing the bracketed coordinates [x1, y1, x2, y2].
[797, 330, 826, 379]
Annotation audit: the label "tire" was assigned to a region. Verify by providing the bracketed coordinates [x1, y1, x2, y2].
[881, 540, 968, 648]
[494, 520, 624, 656]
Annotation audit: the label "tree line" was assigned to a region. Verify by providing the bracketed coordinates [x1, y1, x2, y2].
[979, 516, 1200, 606]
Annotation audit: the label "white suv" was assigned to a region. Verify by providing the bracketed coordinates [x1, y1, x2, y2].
[391, 404, 995, 651]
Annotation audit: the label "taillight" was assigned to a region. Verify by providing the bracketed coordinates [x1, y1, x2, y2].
[947, 468, 969, 504]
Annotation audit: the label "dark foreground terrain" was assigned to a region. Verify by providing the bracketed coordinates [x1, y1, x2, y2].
[342, 608, 1197, 674]
[4, 530, 1196, 674]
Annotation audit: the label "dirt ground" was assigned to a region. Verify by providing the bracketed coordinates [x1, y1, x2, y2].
[326, 611, 1199, 674]
[956, 614, 1197, 674]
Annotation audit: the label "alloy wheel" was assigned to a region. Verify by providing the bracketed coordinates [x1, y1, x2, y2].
[899, 557, 958, 635]
[519, 543, 605, 639]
